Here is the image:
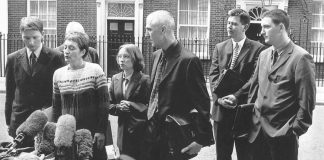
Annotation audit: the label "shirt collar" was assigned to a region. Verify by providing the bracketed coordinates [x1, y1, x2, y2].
[26, 43, 42, 59]
[122, 71, 133, 81]
[231, 37, 246, 51]
[273, 40, 291, 56]
[162, 40, 180, 59]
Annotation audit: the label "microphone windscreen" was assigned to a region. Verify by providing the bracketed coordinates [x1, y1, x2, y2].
[54, 114, 76, 148]
[74, 129, 93, 159]
[35, 122, 56, 155]
[16, 110, 48, 137]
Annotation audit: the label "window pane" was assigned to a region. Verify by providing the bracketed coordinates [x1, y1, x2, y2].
[110, 23, 118, 31]
[198, 27, 207, 39]
[189, 11, 198, 25]
[313, 2, 322, 14]
[179, 0, 188, 10]
[179, 26, 189, 38]
[189, 0, 198, 11]
[199, 12, 208, 25]
[30, 1, 38, 16]
[199, 0, 208, 11]
[179, 11, 188, 24]
[312, 15, 321, 28]
[125, 23, 133, 31]
[312, 30, 324, 42]
[188, 27, 198, 38]
[48, 20, 56, 28]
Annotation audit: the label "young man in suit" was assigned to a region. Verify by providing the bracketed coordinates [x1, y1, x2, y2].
[209, 8, 265, 160]
[5, 16, 65, 147]
[247, 9, 316, 160]
[55, 21, 99, 64]
[142, 10, 213, 160]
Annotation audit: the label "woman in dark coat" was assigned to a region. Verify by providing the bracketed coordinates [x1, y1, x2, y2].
[108, 44, 150, 159]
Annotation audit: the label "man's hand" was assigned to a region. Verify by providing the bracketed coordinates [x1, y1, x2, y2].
[218, 94, 237, 109]
[93, 133, 105, 150]
[181, 141, 203, 155]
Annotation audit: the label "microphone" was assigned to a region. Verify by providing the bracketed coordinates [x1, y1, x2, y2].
[54, 114, 76, 160]
[74, 129, 93, 160]
[6, 110, 48, 154]
[35, 122, 56, 155]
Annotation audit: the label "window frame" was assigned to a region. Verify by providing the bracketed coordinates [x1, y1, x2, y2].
[177, 0, 210, 59]
[27, 0, 57, 35]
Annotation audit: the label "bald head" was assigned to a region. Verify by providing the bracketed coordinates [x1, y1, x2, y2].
[65, 21, 85, 34]
[146, 10, 175, 33]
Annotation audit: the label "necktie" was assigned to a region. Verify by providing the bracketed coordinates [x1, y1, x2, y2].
[123, 78, 129, 97]
[147, 54, 166, 120]
[230, 43, 239, 69]
[272, 51, 279, 66]
[30, 52, 37, 71]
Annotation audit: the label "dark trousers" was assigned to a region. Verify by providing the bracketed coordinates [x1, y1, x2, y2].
[250, 129, 298, 160]
[213, 121, 251, 160]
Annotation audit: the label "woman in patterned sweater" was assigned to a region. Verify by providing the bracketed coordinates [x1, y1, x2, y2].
[52, 32, 110, 160]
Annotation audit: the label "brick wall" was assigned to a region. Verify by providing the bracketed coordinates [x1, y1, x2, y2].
[57, 0, 97, 46]
[7, 0, 27, 54]
[288, 0, 312, 47]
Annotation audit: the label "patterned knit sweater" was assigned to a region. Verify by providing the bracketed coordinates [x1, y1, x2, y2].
[52, 62, 109, 134]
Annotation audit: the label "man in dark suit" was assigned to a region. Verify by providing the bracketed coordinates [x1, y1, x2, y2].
[209, 9, 265, 160]
[55, 21, 99, 64]
[5, 16, 65, 147]
[247, 9, 316, 160]
[142, 10, 213, 160]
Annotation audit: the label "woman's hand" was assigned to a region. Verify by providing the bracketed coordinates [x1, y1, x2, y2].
[93, 133, 105, 150]
[117, 101, 130, 112]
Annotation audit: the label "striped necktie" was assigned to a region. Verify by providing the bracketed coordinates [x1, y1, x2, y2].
[147, 54, 166, 120]
[230, 43, 239, 69]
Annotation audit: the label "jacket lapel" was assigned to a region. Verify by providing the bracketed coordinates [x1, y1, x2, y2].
[114, 72, 124, 101]
[224, 40, 233, 69]
[270, 42, 293, 74]
[233, 39, 251, 69]
[32, 46, 50, 77]
[17, 48, 32, 76]
[124, 72, 141, 100]
[160, 44, 181, 83]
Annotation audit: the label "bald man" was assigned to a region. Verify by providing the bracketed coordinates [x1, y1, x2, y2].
[56, 21, 99, 64]
[142, 10, 213, 160]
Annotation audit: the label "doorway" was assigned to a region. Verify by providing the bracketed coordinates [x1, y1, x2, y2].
[107, 20, 135, 77]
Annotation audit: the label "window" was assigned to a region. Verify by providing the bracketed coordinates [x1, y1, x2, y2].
[28, 0, 57, 35]
[178, 0, 209, 59]
[312, 1, 324, 42]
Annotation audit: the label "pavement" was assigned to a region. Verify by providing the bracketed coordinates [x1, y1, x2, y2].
[1, 77, 323, 105]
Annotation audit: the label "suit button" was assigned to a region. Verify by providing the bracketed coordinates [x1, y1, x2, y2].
[263, 96, 267, 99]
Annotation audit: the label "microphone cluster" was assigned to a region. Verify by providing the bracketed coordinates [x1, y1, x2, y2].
[0, 112, 94, 160]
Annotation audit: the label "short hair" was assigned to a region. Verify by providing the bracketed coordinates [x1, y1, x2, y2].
[262, 9, 290, 31]
[20, 16, 43, 33]
[65, 32, 89, 56]
[65, 21, 85, 34]
[147, 10, 175, 31]
[228, 8, 251, 25]
[117, 44, 145, 72]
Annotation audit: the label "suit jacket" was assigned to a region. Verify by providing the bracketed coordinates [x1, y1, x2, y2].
[108, 71, 150, 153]
[56, 44, 99, 64]
[151, 42, 213, 146]
[247, 41, 316, 142]
[5, 46, 65, 137]
[209, 38, 265, 122]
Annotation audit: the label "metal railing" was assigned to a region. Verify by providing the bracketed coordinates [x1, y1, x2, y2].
[1, 33, 324, 86]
